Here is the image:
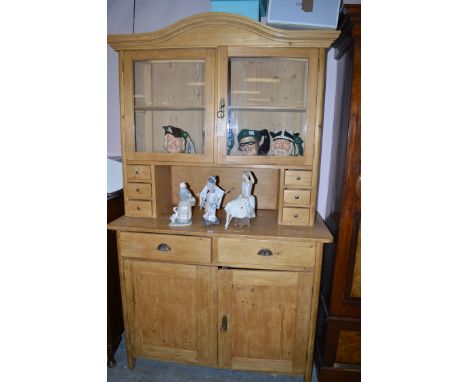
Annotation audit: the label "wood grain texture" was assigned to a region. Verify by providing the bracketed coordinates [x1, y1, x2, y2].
[119, 231, 211, 264]
[123, 260, 215, 366]
[126, 200, 152, 217]
[109, 209, 333, 243]
[108, 13, 339, 51]
[216, 237, 316, 269]
[126, 182, 152, 200]
[217, 269, 314, 374]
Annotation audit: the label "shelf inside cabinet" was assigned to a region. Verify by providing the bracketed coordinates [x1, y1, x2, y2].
[229, 106, 306, 112]
[134, 106, 205, 111]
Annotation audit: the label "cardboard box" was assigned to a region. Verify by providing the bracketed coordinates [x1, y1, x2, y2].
[210, 0, 267, 22]
[267, 0, 342, 29]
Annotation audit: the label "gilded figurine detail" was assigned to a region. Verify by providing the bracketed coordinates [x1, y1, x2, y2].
[224, 171, 256, 230]
[169, 182, 196, 226]
[199, 176, 225, 225]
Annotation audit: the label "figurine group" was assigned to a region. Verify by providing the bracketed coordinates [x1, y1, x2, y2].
[169, 172, 256, 230]
[229, 128, 304, 157]
[162, 124, 303, 157]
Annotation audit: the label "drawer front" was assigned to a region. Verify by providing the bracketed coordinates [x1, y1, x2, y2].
[283, 189, 311, 205]
[217, 237, 316, 268]
[127, 182, 152, 200]
[127, 165, 152, 181]
[284, 170, 312, 187]
[119, 232, 211, 264]
[127, 200, 152, 217]
[282, 207, 310, 225]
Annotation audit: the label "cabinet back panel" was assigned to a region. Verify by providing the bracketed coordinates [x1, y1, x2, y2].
[171, 166, 279, 210]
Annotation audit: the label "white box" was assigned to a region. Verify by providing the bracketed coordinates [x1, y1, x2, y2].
[267, 0, 342, 30]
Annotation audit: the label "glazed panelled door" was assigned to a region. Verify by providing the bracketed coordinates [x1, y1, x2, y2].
[122, 49, 215, 162]
[217, 47, 319, 166]
[218, 269, 314, 374]
[122, 260, 216, 366]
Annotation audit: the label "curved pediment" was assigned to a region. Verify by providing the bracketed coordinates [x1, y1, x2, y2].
[108, 12, 340, 50]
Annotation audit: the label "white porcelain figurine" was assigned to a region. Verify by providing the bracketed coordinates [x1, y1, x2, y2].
[199, 176, 225, 225]
[224, 171, 256, 230]
[169, 182, 196, 226]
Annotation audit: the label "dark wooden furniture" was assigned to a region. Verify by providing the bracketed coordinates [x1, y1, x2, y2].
[315, 5, 361, 381]
[107, 189, 125, 367]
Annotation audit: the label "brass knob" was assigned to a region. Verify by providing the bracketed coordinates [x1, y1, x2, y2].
[296, 176, 301, 181]
[136, 206, 141, 211]
[136, 188, 140, 192]
[136, 169, 141, 175]
[293, 213, 298, 218]
[294, 195, 300, 200]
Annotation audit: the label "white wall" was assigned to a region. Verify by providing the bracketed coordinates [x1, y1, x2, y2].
[107, 0, 359, 220]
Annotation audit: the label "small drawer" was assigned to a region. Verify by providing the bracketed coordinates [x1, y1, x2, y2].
[127, 165, 152, 181]
[127, 200, 152, 217]
[216, 237, 316, 268]
[119, 232, 211, 264]
[282, 207, 310, 225]
[127, 182, 152, 200]
[284, 170, 312, 187]
[283, 189, 311, 205]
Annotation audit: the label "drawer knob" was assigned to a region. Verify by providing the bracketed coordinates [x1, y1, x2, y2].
[296, 176, 301, 180]
[157, 243, 171, 252]
[294, 195, 300, 200]
[293, 213, 298, 218]
[136, 206, 141, 211]
[136, 188, 140, 192]
[136, 169, 141, 175]
[257, 248, 273, 257]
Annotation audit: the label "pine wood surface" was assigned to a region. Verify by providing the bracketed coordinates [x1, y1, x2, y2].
[108, 209, 333, 243]
[108, 13, 340, 51]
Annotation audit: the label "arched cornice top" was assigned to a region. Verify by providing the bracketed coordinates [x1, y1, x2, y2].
[108, 12, 340, 51]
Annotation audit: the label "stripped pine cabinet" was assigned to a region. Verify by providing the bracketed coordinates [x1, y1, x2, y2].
[108, 12, 338, 382]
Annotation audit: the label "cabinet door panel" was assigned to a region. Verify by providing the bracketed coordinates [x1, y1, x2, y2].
[218, 269, 313, 374]
[123, 260, 216, 366]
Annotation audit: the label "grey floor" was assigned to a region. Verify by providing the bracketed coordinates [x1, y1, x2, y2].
[108, 338, 318, 382]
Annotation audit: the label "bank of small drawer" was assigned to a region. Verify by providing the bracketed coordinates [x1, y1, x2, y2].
[282, 207, 310, 225]
[283, 189, 311, 205]
[119, 232, 211, 264]
[127, 165, 152, 181]
[127, 200, 152, 217]
[284, 170, 312, 188]
[216, 237, 316, 268]
[127, 182, 152, 200]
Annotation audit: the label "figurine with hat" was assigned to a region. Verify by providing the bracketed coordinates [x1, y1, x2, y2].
[236, 128, 270, 156]
[270, 129, 304, 156]
[199, 176, 225, 225]
[169, 182, 196, 226]
[163, 125, 196, 154]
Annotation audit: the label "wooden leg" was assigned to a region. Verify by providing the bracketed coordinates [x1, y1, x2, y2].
[127, 352, 136, 369]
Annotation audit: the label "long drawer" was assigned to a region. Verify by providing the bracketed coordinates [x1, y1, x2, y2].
[119, 232, 211, 264]
[216, 237, 316, 269]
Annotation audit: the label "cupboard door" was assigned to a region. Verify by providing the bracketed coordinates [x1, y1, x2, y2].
[122, 260, 216, 366]
[217, 47, 319, 166]
[218, 269, 314, 374]
[122, 49, 215, 163]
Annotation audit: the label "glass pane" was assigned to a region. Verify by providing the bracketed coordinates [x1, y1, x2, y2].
[134, 60, 205, 154]
[227, 57, 308, 157]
